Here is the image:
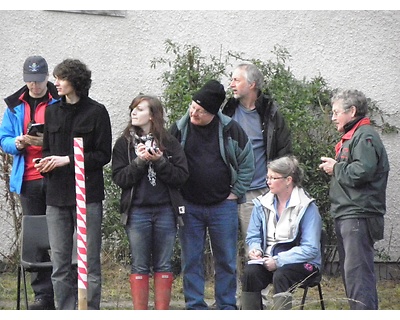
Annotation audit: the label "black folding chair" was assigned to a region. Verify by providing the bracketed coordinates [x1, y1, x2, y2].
[298, 229, 326, 310]
[16, 215, 52, 310]
[16, 215, 77, 310]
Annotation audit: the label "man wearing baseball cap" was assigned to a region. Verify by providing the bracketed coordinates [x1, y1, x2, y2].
[0, 55, 59, 309]
[170, 80, 255, 309]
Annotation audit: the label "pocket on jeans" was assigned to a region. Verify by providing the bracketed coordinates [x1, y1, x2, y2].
[366, 216, 384, 242]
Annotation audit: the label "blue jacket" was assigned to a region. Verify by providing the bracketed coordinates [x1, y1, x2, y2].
[170, 109, 255, 204]
[246, 187, 322, 269]
[0, 83, 59, 194]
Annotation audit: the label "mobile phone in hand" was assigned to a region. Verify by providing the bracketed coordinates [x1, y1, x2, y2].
[27, 123, 44, 136]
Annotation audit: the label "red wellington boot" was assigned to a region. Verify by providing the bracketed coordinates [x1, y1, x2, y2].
[154, 272, 174, 310]
[129, 274, 149, 310]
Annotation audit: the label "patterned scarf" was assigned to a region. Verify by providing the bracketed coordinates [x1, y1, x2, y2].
[132, 132, 158, 186]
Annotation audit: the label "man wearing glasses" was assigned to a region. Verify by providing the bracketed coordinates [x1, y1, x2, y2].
[319, 89, 389, 309]
[170, 80, 255, 309]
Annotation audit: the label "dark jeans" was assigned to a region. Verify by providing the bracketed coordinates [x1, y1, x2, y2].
[20, 179, 54, 302]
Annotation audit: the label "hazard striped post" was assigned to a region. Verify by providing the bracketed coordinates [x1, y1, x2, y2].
[74, 137, 88, 310]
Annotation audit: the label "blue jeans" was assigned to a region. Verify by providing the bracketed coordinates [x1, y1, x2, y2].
[46, 202, 103, 310]
[20, 178, 54, 302]
[335, 218, 378, 309]
[125, 204, 177, 274]
[179, 199, 238, 310]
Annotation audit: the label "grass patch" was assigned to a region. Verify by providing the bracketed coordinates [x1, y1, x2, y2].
[1, 258, 400, 310]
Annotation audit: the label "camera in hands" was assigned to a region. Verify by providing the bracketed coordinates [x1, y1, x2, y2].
[147, 147, 159, 155]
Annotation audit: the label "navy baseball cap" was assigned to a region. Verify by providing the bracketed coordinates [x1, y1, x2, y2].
[23, 56, 48, 82]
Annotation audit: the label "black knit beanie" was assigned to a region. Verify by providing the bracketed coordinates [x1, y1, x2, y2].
[192, 80, 226, 115]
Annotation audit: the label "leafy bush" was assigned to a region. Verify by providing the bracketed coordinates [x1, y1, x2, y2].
[150, 39, 230, 126]
[0, 152, 21, 268]
[102, 165, 130, 264]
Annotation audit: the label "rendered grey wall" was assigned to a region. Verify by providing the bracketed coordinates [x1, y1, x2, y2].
[0, 10, 399, 259]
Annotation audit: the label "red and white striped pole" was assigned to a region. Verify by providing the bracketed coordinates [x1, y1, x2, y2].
[74, 137, 88, 310]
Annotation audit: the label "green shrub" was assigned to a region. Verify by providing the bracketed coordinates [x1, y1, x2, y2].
[150, 39, 230, 126]
[102, 165, 130, 264]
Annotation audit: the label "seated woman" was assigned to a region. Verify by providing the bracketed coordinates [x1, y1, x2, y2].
[241, 155, 322, 310]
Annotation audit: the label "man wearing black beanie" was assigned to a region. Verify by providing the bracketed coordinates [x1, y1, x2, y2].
[170, 80, 255, 310]
[192, 80, 226, 115]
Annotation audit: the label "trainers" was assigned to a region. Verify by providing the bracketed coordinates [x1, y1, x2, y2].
[29, 298, 56, 310]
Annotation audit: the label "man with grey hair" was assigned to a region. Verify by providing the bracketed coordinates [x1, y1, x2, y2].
[319, 89, 389, 309]
[222, 63, 292, 262]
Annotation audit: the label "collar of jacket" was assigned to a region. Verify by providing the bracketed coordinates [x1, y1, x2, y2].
[335, 117, 371, 157]
[4, 82, 60, 111]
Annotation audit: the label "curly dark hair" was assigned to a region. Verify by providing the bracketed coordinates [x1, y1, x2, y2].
[53, 58, 92, 97]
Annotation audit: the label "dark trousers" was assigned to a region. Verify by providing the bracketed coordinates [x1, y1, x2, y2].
[20, 179, 54, 302]
[335, 218, 378, 310]
[242, 262, 319, 294]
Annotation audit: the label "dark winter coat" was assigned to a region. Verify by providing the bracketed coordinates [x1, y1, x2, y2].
[42, 96, 112, 206]
[111, 132, 189, 226]
[222, 92, 292, 161]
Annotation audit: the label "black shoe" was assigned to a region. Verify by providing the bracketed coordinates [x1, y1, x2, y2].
[28, 298, 56, 310]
